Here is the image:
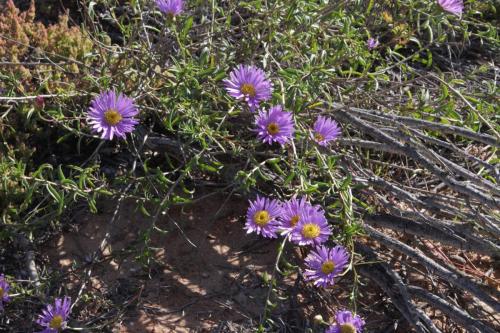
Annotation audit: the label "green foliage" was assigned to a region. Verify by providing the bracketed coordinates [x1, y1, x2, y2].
[0, 0, 498, 330]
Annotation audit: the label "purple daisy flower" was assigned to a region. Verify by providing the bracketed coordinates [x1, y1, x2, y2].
[87, 90, 139, 141]
[280, 197, 324, 234]
[255, 105, 295, 146]
[224, 65, 272, 111]
[36, 296, 72, 333]
[326, 310, 365, 333]
[367, 37, 379, 50]
[289, 208, 332, 246]
[312, 116, 341, 146]
[245, 196, 282, 238]
[156, 0, 184, 16]
[0, 274, 10, 310]
[437, 0, 463, 16]
[304, 245, 349, 287]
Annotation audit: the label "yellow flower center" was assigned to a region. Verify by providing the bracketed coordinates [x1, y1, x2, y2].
[241, 83, 256, 97]
[321, 260, 335, 274]
[301, 223, 321, 239]
[49, 315, 64, 329]
[314, 132, 325, 142]
[340, 323, 357, 333]
[267, 122, 280, 135]
[0, 287, 4, 298]
[290, 215, 300, 227]
[104, 109, 122, 126]
[254, 210, 271, 226]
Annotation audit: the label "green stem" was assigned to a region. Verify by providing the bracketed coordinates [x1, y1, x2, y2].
[259, 236, 288, 329]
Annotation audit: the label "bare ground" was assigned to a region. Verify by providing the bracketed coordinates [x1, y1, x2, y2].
[41, 193, 414, 332]
[39, 189, 498, 332]
[45, 194, 273, 332]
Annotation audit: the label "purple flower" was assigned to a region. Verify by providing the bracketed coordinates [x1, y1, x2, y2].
[326, 310, 365, 333]
[156, 0, 184, 16]
[304, 245, 349, 287]
[289, 208, 331, 246]
[280, 197, 324, 234]
[367, 38, 379, 50]
[36, 296, 72, 333]
[245, 196, 282, 238]
[224, 65, 272, 111]
[0, 274, 10, 310]
[255, 105, 295, 146]
[312, 116, 341, 146]
[438, 0, 463, 16]
[87, 90, 139, 140]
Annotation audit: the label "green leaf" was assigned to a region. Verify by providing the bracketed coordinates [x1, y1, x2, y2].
[57, 165, 66, 181]
[181, 16, 194, 40]
[46, 184, 62, 203]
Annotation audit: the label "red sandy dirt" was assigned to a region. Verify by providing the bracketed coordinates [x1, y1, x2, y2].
[46, 195, 279, 332]
[44, 193, 489, 332]
[43, 193, 420, 332]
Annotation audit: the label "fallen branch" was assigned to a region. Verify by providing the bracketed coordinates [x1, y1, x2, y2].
[408, 286, 497, 333]
[331, 103, 499, 147]
[364, 214, 499, 256]
[365, 225, 500, 312]
[333, 109, 498, 209]
[356, 243, 439, 333]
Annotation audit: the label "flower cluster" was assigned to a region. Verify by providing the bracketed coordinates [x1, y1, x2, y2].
[228, 62, 361, 330]
[4, 0, 469, 330]
[224, 64, 342, 147]
[84, 64, 343, 146]
[245, 196, 362, 330]
[246, 196, 351, 288]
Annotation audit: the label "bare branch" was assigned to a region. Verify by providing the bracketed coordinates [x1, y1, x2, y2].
[408, 286, 497, 333]
[331, 103, 499, 147]
[364, 214, 500, 256]
[364, 225, 500, 312]
[332, 109, 499, 209]
[356, 243, 439, 333]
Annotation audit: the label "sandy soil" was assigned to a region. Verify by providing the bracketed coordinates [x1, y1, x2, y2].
[46, 194, 280, 332]
[42, 193, 475, 333]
